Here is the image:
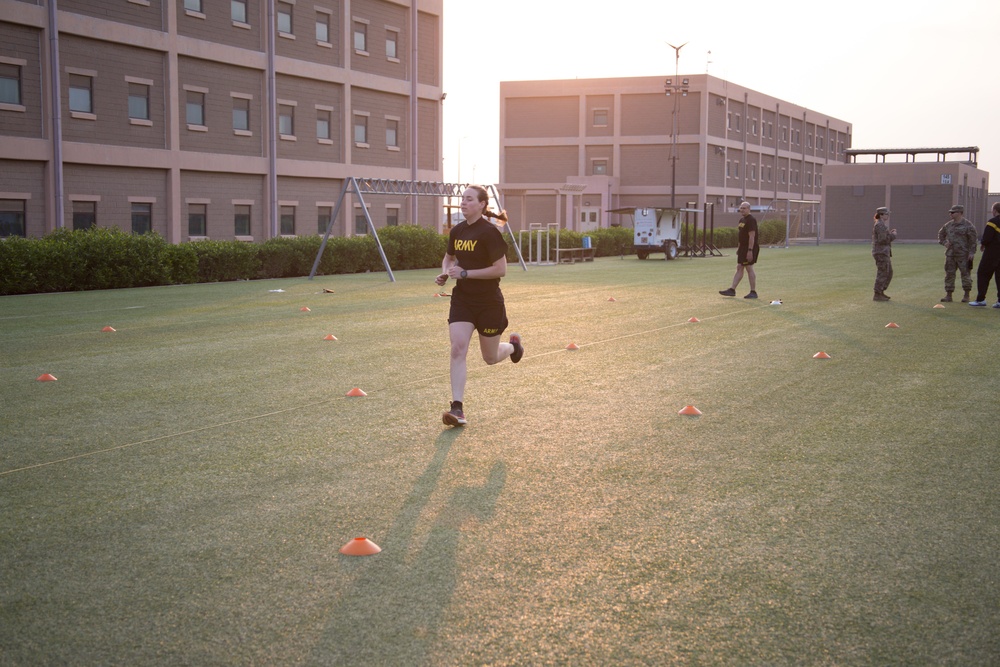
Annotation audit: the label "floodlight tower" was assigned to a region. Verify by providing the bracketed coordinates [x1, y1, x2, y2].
[665, 42, 689, 209]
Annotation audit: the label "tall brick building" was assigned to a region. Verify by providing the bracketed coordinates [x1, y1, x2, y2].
[499, 75, 852, 234]
[0, 0, 443, 242]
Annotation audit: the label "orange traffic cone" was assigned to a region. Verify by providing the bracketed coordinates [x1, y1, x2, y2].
[36, 373, 57, 382]
[346, 387, 367, 397]
[885, 322, 899, 329]
[688, 317, 700, 323]
[324, 334, 338, 340]
[565, 342, 580, 350]
[340, 537, 381, 556]
[102, 326, 116, 333]
[812, 351, 831, 359]
[678, 405, 702, 416]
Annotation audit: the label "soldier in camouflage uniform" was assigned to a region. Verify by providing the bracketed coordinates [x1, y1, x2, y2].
[871, 206, 896, 301]
[937, 204, 978, 302]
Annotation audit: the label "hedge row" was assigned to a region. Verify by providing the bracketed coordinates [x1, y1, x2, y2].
[0, 222, 779, 295]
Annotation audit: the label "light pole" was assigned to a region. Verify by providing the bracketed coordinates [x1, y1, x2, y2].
[665, 42, 689, 209]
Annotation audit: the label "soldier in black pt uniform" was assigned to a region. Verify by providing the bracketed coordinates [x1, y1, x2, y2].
[436, 185, 523, 426]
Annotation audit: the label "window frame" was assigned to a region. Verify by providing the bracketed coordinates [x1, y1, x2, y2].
[0, 61, 23, 107]
[0, 198, 27, 238]
[131, 202, 152, 234]
[68, 73, 94, 115]
[188, 202, 207, 237]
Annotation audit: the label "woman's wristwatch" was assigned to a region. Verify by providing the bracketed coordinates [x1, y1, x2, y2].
[460, 269, 468, 279]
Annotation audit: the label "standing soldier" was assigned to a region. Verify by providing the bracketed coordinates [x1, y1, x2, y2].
[871, 206, 896, 301]
[937, 204, 978, 302]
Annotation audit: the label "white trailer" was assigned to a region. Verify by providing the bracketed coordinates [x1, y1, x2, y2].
[610, 207, 683, 260]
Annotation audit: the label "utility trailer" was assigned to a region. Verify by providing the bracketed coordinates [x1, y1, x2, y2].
[610, 207, 683, 260]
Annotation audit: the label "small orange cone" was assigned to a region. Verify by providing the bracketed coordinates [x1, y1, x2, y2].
[608, 297, 617, 302]
[340, 537, 381, 556]
[565, 342, 580, 350]
[36, 373, 57, 382]
[324, 334, 338, 341]
[885, 322, 899, 329]
[813, 351, 831, 359]
[678, 405, 702, 416]
[688, 317, 700, 323]
[346, 387, 367, 397]
[933, 304, 945, 309]
[300, 306, 311, 312]
[102, 326, 116, 333]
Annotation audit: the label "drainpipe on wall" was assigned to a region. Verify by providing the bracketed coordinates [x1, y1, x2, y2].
[266, 0, 278, 238]
[48, 0, 64, 229]
[409, 2, 418, 224]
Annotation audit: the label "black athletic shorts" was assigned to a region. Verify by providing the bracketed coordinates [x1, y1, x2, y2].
[737, 247, 758, 265]
[449, 298, 508, 337]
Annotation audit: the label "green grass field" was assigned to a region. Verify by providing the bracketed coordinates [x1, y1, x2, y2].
[1, 244, 998, 665]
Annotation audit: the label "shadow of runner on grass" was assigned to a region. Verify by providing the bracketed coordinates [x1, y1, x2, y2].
[314, 429, 506, 663]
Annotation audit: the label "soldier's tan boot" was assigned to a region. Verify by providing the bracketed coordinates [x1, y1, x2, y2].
[961, 290, 970, 303]
[941, 292, 953, 302]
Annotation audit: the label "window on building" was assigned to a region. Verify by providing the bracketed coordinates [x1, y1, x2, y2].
[752, 119, 758, 136]
[386, 30, 399, 59]
[68, 74, 93, 113]
[386, 118, 398, 147]
[184, 0, 202, 12]
[0, 199, 26, 237]
[0, 63, 21, 105]
[231, 0, 247, 23]
[72, 201, 96, 230]
[593, 109, 608, 126]
[188, 203, 207, 236]
[316, 13, 330, 43]
[131, 202, 151, 234]
[234, 204, 251, 236]
[277, 2, 293, 35]
[593, 159, 608, 175]
[750, 164, 757, 182]
[354, 22, 367, 52]
[280, 205, 295, 235]
[128, 83, 149, 120]
[186, 90, 205, 126]
[317, 109, 331, 140]
[318, 206, 333, 234]
[781, 127, 788, 143]
[354, 114, 368, 144]
[278, 104, 294, 136]
[386, 208, 399, 226]
[354, 208, 368, 234]
[233, 97, 250, 131]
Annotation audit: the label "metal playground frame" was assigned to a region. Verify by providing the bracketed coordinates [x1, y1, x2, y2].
[308, 179, 526, 282]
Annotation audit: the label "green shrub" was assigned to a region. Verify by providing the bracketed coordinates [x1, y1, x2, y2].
[189, 240, 262, 282]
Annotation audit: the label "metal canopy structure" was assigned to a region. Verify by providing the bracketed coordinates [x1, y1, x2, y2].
[308, 178, 527, 281]
[845, 146, 979, 166]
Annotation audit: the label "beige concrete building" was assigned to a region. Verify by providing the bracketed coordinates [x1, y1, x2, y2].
[0, 0, 443, 241]
[499, 74, 852, 234]
[822, 147, 990, 241]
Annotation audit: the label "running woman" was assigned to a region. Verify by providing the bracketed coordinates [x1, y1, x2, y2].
[435, 185, 523, 426]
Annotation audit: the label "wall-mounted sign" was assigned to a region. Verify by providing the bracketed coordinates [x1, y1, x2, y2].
[941, 174, 953, 185]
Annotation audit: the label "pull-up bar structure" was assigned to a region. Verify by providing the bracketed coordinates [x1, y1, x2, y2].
[308, 178, 527, 281]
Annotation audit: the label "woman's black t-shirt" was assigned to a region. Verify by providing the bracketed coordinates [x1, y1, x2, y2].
[448, 219, 508, 305]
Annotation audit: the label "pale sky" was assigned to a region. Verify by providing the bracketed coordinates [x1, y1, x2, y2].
[441, 0, 999, 190]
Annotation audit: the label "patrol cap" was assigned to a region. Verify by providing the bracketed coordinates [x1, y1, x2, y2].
[876, 206, 890, 215]
[949, 204, 964, 213]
